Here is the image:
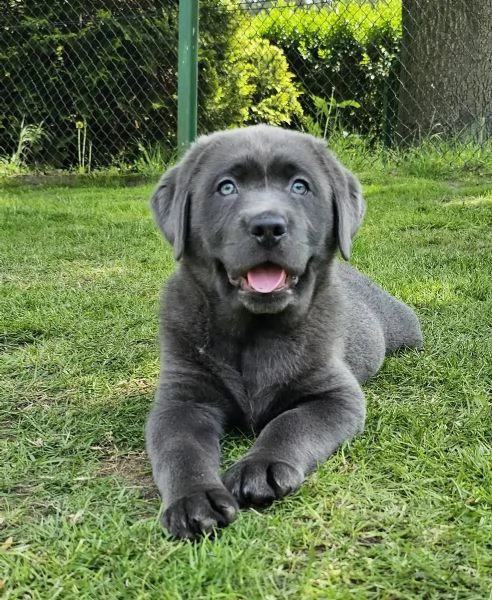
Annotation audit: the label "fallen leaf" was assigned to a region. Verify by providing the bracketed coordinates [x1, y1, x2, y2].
[0, 537, 13, 551]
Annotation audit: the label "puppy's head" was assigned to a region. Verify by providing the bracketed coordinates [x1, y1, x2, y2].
[151, 125, 364, 315]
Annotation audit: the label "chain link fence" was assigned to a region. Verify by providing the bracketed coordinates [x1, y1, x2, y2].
[1, 0, 491, 175]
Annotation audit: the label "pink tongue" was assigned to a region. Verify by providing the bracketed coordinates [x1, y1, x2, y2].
[247, 265, 286, 293]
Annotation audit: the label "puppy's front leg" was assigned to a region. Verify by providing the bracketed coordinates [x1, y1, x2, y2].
[146, 396, 238, 539]
[223, 364, 365, 507]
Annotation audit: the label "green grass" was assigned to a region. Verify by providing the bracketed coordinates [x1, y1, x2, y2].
[328, 132, 492, 180]
[1, 176, 491, 599]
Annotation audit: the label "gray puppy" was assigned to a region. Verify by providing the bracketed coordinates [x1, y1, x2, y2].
[146, 125, 422, 539]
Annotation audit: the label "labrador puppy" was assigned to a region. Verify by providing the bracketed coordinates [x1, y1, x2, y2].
[146, 125, 423, 539]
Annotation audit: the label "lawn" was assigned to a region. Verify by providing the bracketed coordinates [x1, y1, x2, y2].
[1, 175, 491, 599]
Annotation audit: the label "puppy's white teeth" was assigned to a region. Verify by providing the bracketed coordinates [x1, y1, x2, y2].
[291, 276, 299, 286]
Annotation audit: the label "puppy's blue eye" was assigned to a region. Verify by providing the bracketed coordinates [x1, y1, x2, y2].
[218, 180, 237, 196]
[291, 179, 309, 195]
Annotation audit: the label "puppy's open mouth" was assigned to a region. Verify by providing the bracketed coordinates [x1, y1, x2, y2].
[228, 262, 299, 294]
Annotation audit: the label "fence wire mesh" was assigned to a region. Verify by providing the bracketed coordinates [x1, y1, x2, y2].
[1, 0, 491, 175]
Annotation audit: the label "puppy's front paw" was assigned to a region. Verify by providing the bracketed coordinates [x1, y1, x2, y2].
[162, 487, 238, 540]
[223, 457, 303, 508]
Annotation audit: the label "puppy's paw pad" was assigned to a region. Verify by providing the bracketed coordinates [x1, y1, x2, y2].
[223, 457, 303, 508]
[162, 487, 238, 540]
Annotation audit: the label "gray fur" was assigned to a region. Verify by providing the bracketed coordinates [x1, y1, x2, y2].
[146, 125, 423, 539]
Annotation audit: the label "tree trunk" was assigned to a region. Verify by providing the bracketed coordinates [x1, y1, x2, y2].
[397, 0, 492, 144]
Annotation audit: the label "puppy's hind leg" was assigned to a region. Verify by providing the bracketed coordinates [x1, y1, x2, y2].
[383, 298, 423, 354]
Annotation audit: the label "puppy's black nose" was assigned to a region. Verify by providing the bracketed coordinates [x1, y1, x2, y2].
[249, 215, 287, 248]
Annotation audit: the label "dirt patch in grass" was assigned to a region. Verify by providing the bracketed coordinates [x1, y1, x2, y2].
[114, 378, 155, 396]
[97, 451, 157, 498]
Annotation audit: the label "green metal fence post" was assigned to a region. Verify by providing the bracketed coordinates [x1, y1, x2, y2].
[177, 0, 199, 157]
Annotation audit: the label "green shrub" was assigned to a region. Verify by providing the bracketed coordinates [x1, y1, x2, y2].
[0, 0, 305, 169]
[251, 0, 401, 139]
[1, 1, 180, 168]
[198, 3, 302, 133]
[228, 25, 303, 127]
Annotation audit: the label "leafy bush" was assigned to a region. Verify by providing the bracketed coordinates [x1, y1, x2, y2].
[227, 25, 303, 127]
[1, 1, 180, 168]
[0, 0, 305, 169]
[198, 3, 302, 133]
[251, 0, 401, 139]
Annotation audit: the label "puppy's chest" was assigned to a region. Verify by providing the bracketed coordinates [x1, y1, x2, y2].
[207, 335, 305, 429]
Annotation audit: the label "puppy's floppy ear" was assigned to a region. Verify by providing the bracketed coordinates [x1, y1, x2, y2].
[151, 138, 209, 261]
[151, 164, 189, 260]
[315, 142, 365, 260]
[332, 164, 365, 261]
